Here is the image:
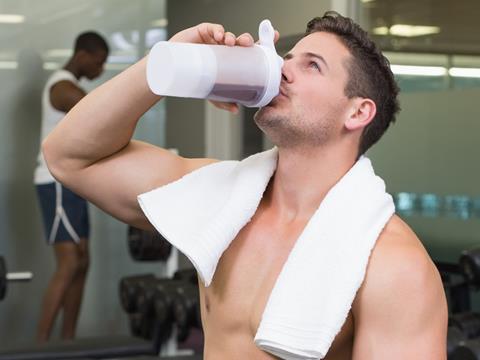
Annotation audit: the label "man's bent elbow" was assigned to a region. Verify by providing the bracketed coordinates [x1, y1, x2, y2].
[41, 136, 72, 184]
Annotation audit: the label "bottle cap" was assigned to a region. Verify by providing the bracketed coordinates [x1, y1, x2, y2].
[252, 19, 284, 108]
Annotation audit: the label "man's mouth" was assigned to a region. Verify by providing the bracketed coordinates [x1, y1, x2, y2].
[265, 87, 289, 107]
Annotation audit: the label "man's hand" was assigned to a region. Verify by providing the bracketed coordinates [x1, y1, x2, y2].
[170, 23, 255, 47]
[170, 23, 280, 113]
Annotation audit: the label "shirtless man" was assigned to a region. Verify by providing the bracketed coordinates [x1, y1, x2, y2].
[42, 12, 448, 359]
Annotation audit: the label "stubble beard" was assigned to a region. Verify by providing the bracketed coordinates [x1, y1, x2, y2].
[254, 105, 335, 150]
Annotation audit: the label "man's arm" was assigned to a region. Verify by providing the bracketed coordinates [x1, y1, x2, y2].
[351, 216, 448, 359]
[43, 24, 254, 229]
[50, 80, 86, 113]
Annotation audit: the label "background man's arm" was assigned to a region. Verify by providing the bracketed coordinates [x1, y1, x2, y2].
[50, 80, 86, 113]
[351, 219, 448, 359]
[42, 24, 254, 229]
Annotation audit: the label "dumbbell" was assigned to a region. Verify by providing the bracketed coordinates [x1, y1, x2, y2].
[129, 312, 144, 338]
[124, 276, 175, 341]
[173, 282, 201, 342]
[460, 248, 480, 285]
[450, 312, 480, 340]
[128, 226, 172, 261]
[129, 311, 157, 340]
[0, 256, 33, 301]
[152, 279, 188, 342]
[451, 338, 480, 360]
[173, 268, 198, 285]
[448, 326, 467, 357]
[136, 278, 181, 341]
[119, 273, 155, 313]
[435, 261, 471, 314]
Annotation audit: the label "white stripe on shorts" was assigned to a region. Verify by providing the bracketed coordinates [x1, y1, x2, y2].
[47, 182, 80, 244]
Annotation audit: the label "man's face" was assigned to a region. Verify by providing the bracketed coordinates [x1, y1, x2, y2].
[254, 31, 353, 149]
[81, 49, 108, 80]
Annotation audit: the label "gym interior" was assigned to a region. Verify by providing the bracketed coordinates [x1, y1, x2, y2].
[0, 0, 479, 359]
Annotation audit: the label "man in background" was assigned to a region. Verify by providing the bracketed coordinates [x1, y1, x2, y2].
[34, 31, 108, 342]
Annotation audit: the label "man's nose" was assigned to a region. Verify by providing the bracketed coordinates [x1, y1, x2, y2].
[281, 60, 294, 83]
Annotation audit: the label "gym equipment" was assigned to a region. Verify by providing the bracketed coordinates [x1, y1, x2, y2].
[436, 261, 471, 314]
[173, 268, 198, 285]
[0, 335, 161, 360]
[128, 226, 172, 261]
[120, 276, 178, 342]
[460, 247, 480, 288]
[451, 338, 480, 360]
[151, 279, 184, 342]
[119, 274, 202, 345]
[119, 273, 156, 313]
[104, 356, 202, 360]
[448, 326, 467, 358]
[0, 256, 33, 301]
[173, 283, 201, 342]
[450, 312, 480, 340]
[129, 312, 149, 339]
[135, 279, 175, 341]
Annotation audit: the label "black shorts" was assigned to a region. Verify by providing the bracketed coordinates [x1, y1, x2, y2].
[36, 182, 89, 244]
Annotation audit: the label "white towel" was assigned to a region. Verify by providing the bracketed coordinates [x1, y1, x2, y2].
[138, 147, 395, 359]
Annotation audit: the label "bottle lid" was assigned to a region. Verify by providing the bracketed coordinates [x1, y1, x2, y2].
[251, 19, 284, 108]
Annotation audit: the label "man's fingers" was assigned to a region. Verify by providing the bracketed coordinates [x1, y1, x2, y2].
[274, 30, 280, 43]
[198, 23, 225, 44]
[236, 33, 255, 47]
[210, 100, 239, 114]
[224, 32, 236, 46]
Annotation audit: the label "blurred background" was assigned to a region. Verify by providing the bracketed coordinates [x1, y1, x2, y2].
[0, 0, 478, 352]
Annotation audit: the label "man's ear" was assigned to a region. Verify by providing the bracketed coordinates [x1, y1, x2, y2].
[345, 98, 376, 131]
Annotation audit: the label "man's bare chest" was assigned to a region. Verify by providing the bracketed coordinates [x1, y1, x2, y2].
[203, 212, 306, 333]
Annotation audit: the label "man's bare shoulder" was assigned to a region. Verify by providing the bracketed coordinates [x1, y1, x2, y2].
[355, 214, 441, 303]
[351, 215, 448, 357]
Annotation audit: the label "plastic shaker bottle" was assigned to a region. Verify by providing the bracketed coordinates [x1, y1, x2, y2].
[146, 19, 283, 108]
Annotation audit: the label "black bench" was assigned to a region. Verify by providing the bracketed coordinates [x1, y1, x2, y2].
[0, 335, 159, 360]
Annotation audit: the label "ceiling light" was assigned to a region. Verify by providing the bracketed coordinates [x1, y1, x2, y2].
[45, 49, 73, 58]
[390, 65, 447, 76]
[372, 26, 389, 35]
[151, 18, 168, 27]
[0, 61, 17, 69]
[0, 14, 25, 23]
[43, 62, 60, 71]
[389, 24, 440, 37]
[361, 0, 375, 3]
[449, 67, 480, 78]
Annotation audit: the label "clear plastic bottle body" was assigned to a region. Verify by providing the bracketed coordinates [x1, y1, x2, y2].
[205, 45, 268, 106]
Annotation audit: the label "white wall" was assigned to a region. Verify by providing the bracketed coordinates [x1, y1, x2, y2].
[368, 88, 480, 261]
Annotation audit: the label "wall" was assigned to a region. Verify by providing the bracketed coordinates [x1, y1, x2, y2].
[368, 88, 480, 262]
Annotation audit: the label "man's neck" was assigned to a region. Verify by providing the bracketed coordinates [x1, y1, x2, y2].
[63, 59, 82, 80]
[263, 144, 357, 222]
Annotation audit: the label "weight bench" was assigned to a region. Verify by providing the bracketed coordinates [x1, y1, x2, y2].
[0, 334, 160, 360]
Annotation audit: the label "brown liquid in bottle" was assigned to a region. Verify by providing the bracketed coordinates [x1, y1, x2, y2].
[208, 83, 265, 103]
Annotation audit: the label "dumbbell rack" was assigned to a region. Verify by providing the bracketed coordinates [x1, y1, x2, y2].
[162, 246, 183, 357]
[0, 256, 33, 302]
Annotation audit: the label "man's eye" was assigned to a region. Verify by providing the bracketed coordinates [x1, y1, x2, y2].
[309, 61, 321, 72]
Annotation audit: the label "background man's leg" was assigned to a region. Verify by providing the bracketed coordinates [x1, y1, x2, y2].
[36, 242, 80, 342]
[61, 238, 89, 339]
